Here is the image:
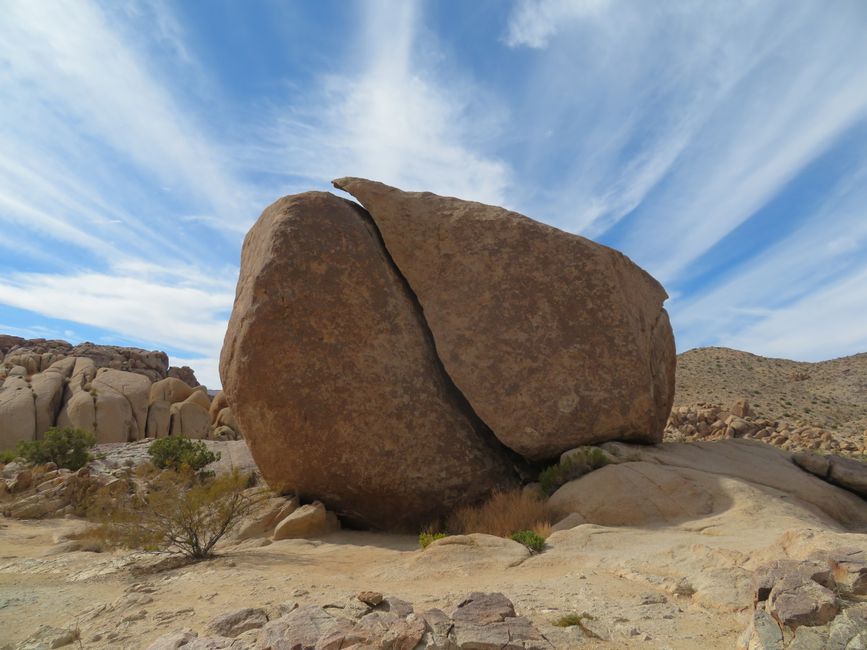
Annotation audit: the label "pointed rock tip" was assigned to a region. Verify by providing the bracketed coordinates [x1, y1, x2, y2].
[332, 177, 398, 195]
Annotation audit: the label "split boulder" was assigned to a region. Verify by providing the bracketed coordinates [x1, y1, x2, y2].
[220, 192, 519, 529]
[333, 177, 676, 460]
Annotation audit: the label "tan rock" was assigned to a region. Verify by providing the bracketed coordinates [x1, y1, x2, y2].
[731, 399, 752, 418]
[148, 377, 195, 406]
[237, 496, 299, 539]
[209, 390, 229, 425]
[185, 387, 211, 411]
[169, 396, 209, 439]
[92, 368, 150, 440]
[0, 375, 35, 450]
[56, 390, 96, 436]
[333, 177, 675, 460]
[214, 407, 237, 431]
[145, 400, 171, 438]
[273, 502, 339, 540]
[550, 440, 867, 530]
[220, 192, 518, 529]
[93, 388, 137, 443]
[29, 357, 75, 438]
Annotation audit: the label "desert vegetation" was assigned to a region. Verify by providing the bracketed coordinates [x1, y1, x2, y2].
[84, 468, 259, 559]
[148, 436, 220, 472]
[15, 426, 95, 470]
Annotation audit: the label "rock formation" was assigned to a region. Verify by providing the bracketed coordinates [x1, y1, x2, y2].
[220, 192, 519, 530]
[221, 180, 676, 528]
[332, 178, 675, 460]
[1, 337, 208, 447]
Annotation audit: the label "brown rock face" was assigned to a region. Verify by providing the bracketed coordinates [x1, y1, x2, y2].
[220, 192, 519, 529]
[333, 177, 675, 460]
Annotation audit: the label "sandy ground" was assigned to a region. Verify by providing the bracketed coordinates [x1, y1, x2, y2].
[0, 516, 747, 650]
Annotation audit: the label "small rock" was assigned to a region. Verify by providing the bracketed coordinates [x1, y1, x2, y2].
[357, 591, 383, 607]
[205, 607, 268, 638]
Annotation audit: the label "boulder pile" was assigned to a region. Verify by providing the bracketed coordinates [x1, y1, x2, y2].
[739, 552, 867, 649]
[665, 400, 866, 456]
[0, 337, 238, 448]
[221, 179, 676, 529]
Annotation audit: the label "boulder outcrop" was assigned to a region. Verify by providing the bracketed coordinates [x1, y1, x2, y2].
[220, 192, 520, 530]
[221, 180, 675, 527]
[333, 178, 675, 460]
[548, 439, 867, 530]
[1, 338, 206, 448]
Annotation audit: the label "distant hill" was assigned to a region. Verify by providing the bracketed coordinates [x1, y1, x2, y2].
[674, 347, 867, 436]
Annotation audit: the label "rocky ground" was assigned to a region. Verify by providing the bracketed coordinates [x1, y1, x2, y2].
[1, 437, 866, 649]
[666, 347, 867, 456]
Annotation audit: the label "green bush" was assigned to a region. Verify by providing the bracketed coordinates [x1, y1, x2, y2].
[538, 446, 610, 496]
[510, 530, 546, 554]
[0, 450, 17, 464]
[149, 437, 219, 472]
[16, 427, 95, 470]
[419, 531, 448, 549]
[552, 612, 595, 627]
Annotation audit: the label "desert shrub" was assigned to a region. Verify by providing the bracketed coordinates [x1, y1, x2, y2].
[16, 427, 95, 470]
[510, 530, 546, 554]
[148, 437, 219, 472]
[418, 531, 448, 549]
[446, 489, 553, 539]
[538, 446, 609, 496]
[93, 468, 260, 559]
[0, 450, 17, 464]
[553, 612, 595, 627]
[552, 612, 600, 637]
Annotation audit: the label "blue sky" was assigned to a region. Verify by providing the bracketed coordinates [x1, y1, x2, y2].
[2, 0, 867, 389]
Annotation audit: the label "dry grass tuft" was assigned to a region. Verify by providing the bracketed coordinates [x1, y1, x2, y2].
[446, 489, 554, 538]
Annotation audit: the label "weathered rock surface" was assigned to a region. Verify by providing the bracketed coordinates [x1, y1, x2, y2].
[1, 337, 204, 449]
[548, 439, 867, 530]
[794, 452, 867, 498]
[205, 608, 269, 638]
[333, 177, 675, 460]
[738, 554, 867, 649]
[169, 393, 210, 439]
[167, 365, 200, 387]
[272, 502, 339, 540]
[220, 192, 518, 529]
[149, 593, 548, 650]
[92, 369, 151, 440]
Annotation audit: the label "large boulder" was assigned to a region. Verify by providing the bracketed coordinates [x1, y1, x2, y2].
[548, 439, 867, 530]
[56, 363, 146, 443]
[148, 378, 199, 438]
[30, 357, 76, 438]
[0, 375, 35, 450]
[92, 368, 150, 440]
[220, 192, 519, 529]
[333, 178, 675, 460]
[168, 393, 210, 439]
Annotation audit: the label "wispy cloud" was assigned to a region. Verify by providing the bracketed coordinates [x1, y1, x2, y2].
[503, 2, 867, 268]
[0, 271, 232, 360]
[254, 0, 511, 204]
[505, 0, 612, 48]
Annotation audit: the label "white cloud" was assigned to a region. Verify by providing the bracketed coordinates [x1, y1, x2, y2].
[0, 269, 232, 378]
[255, 0, 511, 205]
[505, 0, 612, 48]
[671, 164, 867, 356]
[0, 0, 256, 238]
[724, 264, 867, 361]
